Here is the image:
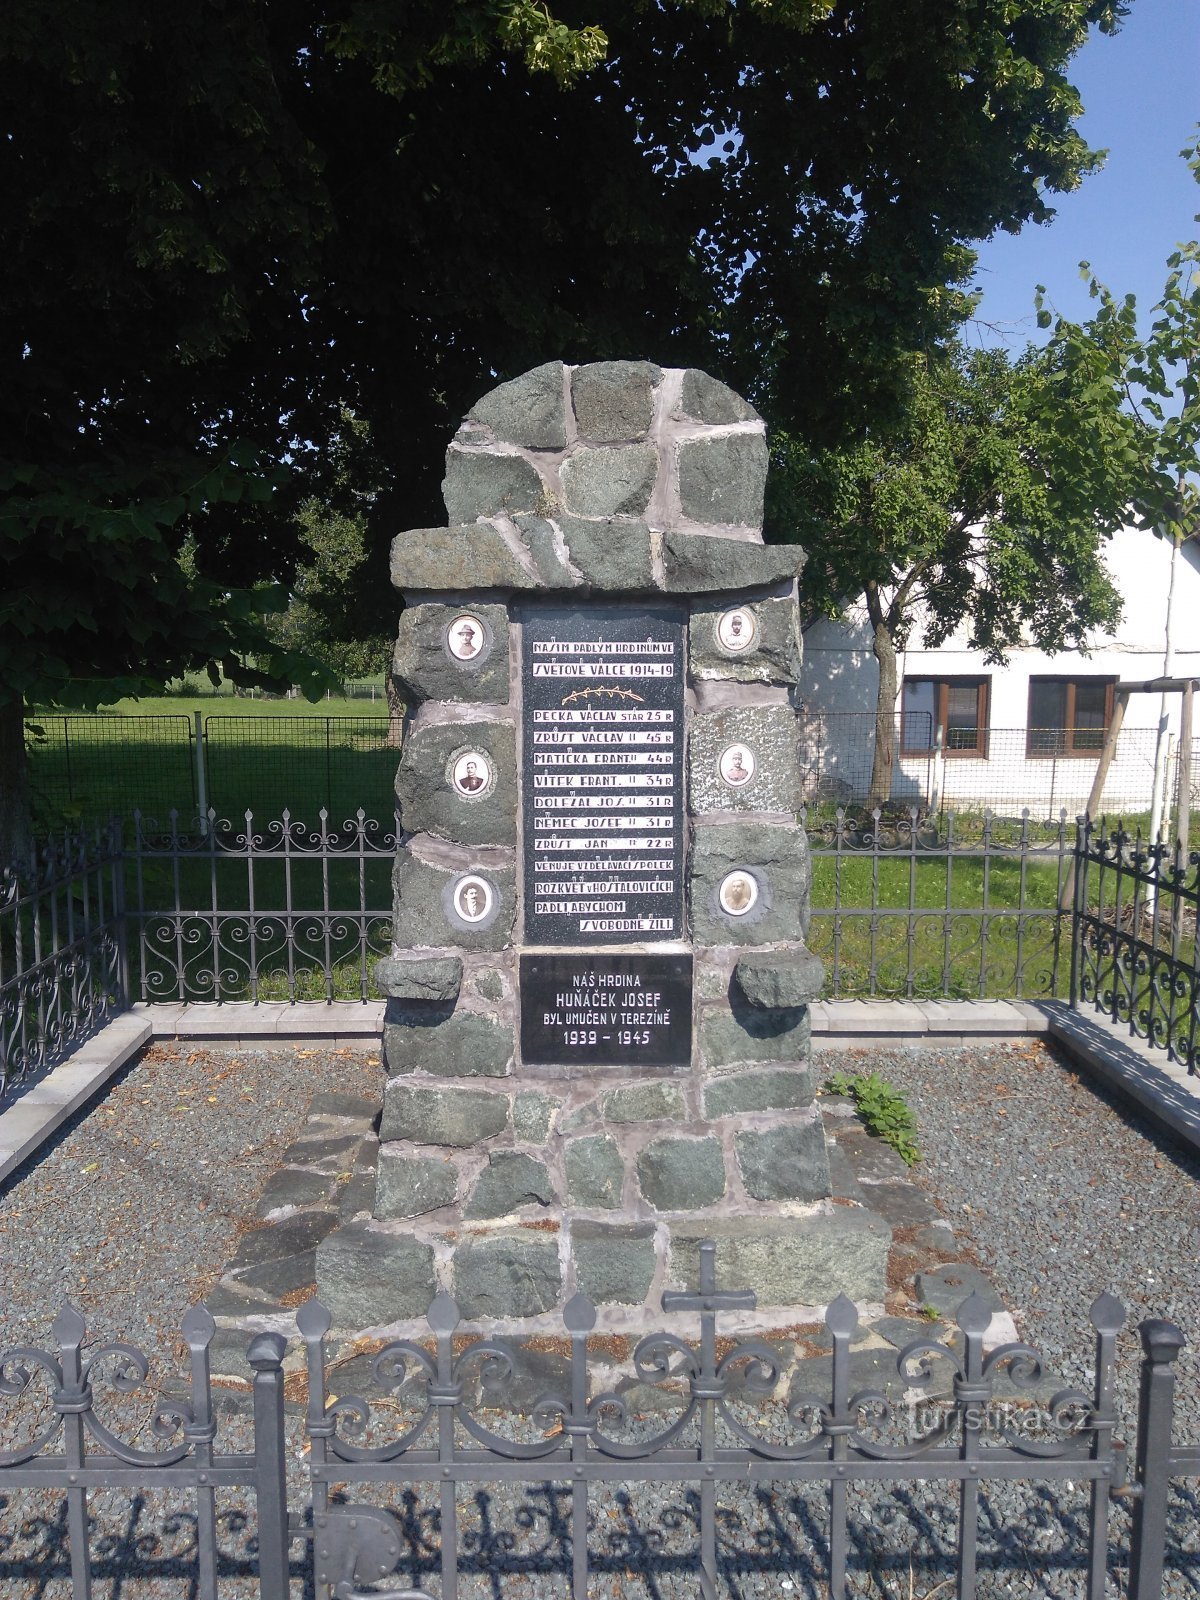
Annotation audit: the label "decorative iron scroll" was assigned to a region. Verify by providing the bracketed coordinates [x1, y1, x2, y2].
[802, 805, 1071, 1002]
[128, 806, 398, 1003]
[1074, 817, 1200, 1075]
[0, 823, 125, 1098]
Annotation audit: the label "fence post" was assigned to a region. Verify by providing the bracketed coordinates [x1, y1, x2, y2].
[1128, 1317, 1186, 1600]
[248, 1331, 292, 1600]
[194, 712, 209, 837]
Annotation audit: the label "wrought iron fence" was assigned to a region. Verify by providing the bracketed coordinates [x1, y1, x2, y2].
[1071, 817, 1200, 1074]
[127, 808, 397, 1005]
[0, 824, 127, 1098]
[1, 1248, 1197, 1599]
[802, 806, 1072, 1001]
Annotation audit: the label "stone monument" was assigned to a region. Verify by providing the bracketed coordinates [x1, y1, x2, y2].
[314, 360, 890, 1329]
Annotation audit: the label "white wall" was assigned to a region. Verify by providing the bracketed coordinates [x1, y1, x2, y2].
[797, 527, 1200, 816]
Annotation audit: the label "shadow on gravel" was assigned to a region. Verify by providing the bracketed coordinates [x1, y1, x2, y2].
[3, 1481, 1199, 1598]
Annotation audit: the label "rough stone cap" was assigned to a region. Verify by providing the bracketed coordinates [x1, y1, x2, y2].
[390, 522, 806, 597]
[734, 949, 825, 1009]
[374, 955, 463, 1003]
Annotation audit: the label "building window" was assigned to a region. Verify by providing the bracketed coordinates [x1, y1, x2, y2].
[1027, 677, 1115, 756]
[901, 678, 990, 756]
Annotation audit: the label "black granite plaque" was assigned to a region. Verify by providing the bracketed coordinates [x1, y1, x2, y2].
[519, 953, 692, 1067]
[521, 603, 686, 946]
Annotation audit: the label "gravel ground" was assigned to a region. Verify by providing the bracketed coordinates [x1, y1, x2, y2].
[0, 1035, 1198, 1599]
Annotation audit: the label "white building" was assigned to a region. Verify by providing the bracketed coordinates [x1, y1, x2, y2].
[797, 526, 1200, 822]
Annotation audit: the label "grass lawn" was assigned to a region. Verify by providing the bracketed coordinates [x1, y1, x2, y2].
[27, 695, 397, 833]
[807, 849, 1069, 1000]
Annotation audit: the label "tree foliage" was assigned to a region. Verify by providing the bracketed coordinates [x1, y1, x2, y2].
[1, 0, 1129, 848]
[771, 340, 1131, 807]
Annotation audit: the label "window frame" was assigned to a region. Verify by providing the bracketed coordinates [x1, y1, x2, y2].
[900, 676, 991, 759]
[1025, 675, 1116, 758]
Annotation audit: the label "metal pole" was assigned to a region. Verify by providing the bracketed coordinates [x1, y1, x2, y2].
[1129, 1317, 1186, 1600]
[1173, 679, 1193, 855]
[248, 1331, 292, 1600]
[194, 711, 209, 838]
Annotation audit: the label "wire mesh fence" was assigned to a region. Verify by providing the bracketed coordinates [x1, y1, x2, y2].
[201, 716, 399, 821]
[799, 711, 1184, 825]
[26, 715, 197, 831]
[27, 713, 398, 831]
[24, 709, 1191, 835]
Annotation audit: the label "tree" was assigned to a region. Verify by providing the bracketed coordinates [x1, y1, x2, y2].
[2, 0, 1128, 850]
[1034, 140, 1200, 837]
[770, 339, 1137, 810]
[263, 416, 403, 741]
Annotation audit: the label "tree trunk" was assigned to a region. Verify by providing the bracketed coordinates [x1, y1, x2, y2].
[0, 698, 34, 867]
[385, 672, 406, 749]
[867, 622, 899, 813]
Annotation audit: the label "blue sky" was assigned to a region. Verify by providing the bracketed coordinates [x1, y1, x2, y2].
[969, 0, 1199, 346]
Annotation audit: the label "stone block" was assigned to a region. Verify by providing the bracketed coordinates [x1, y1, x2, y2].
[687, 595, 803, 685]
[442, 449, 545, 525]
[600, 1081, 686, 1124]
[374, 1150, 459, 1218]
[391, 601, 511, 705]
[677, 434, 768, 527]
[395, 720, 517, 847]
[560, 444, 657, 518]
[734, 950, 825, 1009]
[256, 1168, 339, 1217]
[677, 369, 761, 425]
[571, 361, 661, 442]
[689, 820, 809, 946]
[374, 956, 463, 1004]
[390, 525, 538, 592]
[564, 1135, 624, 1208]
[228, 1211, 338, 1271]
[464, 1151, 555, 1219]
[734, 1119, 831, 1202]
[380, 1082, 509, 1146]
[315, 1223, 437, 1326]
[699, 998, 811, 1069]
[513, 515, 580, 586]
[454, 1234, 562, 1320]
[660, 532, 804, 594]
[915, 1264, 1002, 1320]
[688, 706, 803, 813]
[670, 1213, 891, 1306]
[572, 1221, 657, 1304]
[391, 853, 516, 951]
[513, 1091, 559, 1144]
[637, 1136, 726, 1211]
[702, 1068, 815, 1119]
[469, 361, 567, 449]
[558, 517, 654, 591]
[383, 1006, 512, 1078]
[475, 969, 505, 1002]
[338, 1168, 378, 1223]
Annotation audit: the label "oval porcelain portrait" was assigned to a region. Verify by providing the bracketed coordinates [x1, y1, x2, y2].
[718, 743, 756, 789]
[451, 749, 493, 799]
[718, 869, 759, 917]
[452, 874, 494, 924]
[446, 613, 486, 662]
[715, 606, 757, 655]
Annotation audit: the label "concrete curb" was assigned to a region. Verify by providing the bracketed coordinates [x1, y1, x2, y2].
[0, 1014, 152, 1185]
[1039, 1000, 1200, 1160]
[5, 997, 1193, 1184]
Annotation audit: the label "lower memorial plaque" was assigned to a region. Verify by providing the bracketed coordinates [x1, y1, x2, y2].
[519, 953, 692, 1067]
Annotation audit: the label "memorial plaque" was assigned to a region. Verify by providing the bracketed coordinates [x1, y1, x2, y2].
[520, 953, 693, 1067]
[521, 604, 686, 946]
